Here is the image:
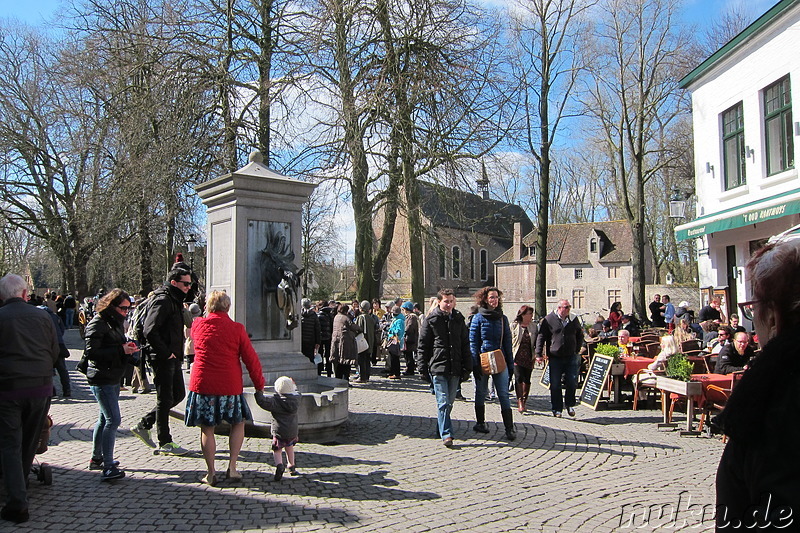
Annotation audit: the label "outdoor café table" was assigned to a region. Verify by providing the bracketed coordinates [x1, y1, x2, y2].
[623, 356, 655, 378]
[608, 356, 655, 405]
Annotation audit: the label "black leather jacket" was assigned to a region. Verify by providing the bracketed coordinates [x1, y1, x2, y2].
[143, 284, 185, 362]
[84, 309, 132, 385]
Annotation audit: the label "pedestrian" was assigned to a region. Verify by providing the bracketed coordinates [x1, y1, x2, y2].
[63, 293, 77, 329]
[416, 289, 472, 447]
[300, 298, 321, 366]
[184, 303, 202, 370]
[715, 237, 800, 530]
[316, 301, 333, 376]
[83, 289, 140, 481]
[511, 305, 537, 414]
[401, 301, 418, 376]
[386, 305, 405, 379]
[130, 268, 193, 455]
[469, 287, 516, 441]
[649, 294, 666, 327]
[0, 274, 59, 524]
[255, 376, 301, 481]
[354, 301, 376, 383]
[185, 291, 265, 486]
[535, 299, 584, 418]
[330, 304, 361, 381]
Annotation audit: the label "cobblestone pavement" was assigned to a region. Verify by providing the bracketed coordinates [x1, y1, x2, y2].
[2, 330, 722, 532]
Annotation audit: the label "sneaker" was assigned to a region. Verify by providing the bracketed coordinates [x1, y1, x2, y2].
[553, 411, 562, 418]
[158, 442, 191, 456]
[130, 425, 156, 448]
[567, 407, 576, 417]
[100, 467, 125, 481]
[89, 458, 119, 470]
[274, 463, 286, 481]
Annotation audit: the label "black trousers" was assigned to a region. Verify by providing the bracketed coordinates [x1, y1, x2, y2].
[139, 358, 185, 447]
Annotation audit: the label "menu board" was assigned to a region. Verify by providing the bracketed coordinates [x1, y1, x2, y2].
[538, 361, 550, 390]
[579, 354, 614, 410]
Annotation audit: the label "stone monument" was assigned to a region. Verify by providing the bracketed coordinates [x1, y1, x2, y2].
[195, 151, 348, 442]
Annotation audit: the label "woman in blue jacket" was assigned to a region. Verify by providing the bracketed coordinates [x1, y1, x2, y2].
[469, 287, 515, 440]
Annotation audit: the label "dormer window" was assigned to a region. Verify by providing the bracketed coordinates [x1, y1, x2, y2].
[590, 238, 598, 253]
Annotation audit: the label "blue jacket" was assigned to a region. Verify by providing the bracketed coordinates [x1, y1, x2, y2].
[469, 309, 513, 373]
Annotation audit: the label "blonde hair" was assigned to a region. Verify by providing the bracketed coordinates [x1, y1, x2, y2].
[206, 290, 231, 313]
[659, 335, 679, 357]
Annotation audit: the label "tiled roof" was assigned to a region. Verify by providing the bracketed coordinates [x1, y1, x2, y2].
[418, 181, 533, 240]
[494, 220, 633, 264]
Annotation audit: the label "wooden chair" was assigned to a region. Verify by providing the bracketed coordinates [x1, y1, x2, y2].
[697, 385, 730, 442]
[645, 342, 661, 358]
[687, 355, 710, 374]
[640, 334, 660, 344]
[632, 369, 663, 410]
[681, 339, 702, 352]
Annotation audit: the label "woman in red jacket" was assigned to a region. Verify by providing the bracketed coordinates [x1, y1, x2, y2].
[185, 291, 265, 486]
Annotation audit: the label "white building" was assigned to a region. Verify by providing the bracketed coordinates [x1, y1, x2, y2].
[676, 0, 800, 325]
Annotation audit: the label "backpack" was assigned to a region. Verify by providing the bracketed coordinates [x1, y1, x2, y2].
[128, 296, 157, 348]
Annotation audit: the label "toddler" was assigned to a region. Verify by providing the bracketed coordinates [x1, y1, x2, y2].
[255, 376, 300, 481]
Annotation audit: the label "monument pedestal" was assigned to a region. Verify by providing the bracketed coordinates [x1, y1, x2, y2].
[195, 151, 349, 442]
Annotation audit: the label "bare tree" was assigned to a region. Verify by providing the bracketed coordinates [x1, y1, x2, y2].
[584, 0, 693, 320]
[508, 0, 595, 318]
[301, 181, 343, 295]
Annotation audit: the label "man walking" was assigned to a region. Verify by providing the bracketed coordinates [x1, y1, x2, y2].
[0, 274, 59, 524]
[535, 299, 584, 418]
[131, 268, 192, 455]
[416, 289, 472, 447]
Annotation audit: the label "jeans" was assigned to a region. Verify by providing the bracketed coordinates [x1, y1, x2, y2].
[548, 354, 580, 412]
[54, 356, 71, 395]
[90, 384, 121, 466]
[432, 375, 460, 440]
[0, 395, 50, 511]
[65, 308, 75, 329]
[473, 368, 511, 411]
[140, 357, 185, 447]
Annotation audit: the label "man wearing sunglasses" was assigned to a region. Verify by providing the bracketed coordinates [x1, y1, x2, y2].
[130, 268, 193, 455]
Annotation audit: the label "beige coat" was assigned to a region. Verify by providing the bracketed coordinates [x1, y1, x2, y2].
[330, 313, 362, 365]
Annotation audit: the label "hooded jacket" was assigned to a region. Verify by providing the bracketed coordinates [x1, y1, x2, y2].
[143, 284, 186, 362]
[254, 391, 300, 441]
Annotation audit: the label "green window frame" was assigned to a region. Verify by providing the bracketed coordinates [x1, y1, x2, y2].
[764, 76, 794, 176]
[722, 102, 746, 190]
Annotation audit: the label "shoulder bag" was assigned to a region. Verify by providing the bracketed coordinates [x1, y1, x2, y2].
[480, 317, 507, 375]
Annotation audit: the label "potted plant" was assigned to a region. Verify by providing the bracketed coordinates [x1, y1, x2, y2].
[656, 353, 702, 396]
[594, 343, 625, 375]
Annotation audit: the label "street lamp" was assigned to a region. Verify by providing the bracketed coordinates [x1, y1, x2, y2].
[187, 234, 197, 271]
[669, 189, 691, 219]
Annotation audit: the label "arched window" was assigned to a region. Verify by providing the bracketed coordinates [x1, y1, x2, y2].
[470, 248, 476, 280]
[590, 238, 598, 253]
[480, 249, 488, 281]
[439, 244, 446, 278]
[452, 246, 461, 279]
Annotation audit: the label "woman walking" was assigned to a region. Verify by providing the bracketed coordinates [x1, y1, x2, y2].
[84, 289, 140, 480]
[185, 291, 265, 486]
[511, 305, 537, 414]
[469, 287, 515, 440]
[330, 304, 362, 381]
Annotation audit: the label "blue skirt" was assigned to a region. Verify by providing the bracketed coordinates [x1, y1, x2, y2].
[185, 391, 253, 427]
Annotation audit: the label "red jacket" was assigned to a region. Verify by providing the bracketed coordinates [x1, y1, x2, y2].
[189, 312, 265, 395]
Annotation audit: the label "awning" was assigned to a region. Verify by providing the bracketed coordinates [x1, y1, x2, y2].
[675, 188, 800, 241]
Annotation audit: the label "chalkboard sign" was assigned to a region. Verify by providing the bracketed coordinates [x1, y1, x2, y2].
[579, 354, 614, 410]
[538, 361, 550, 390]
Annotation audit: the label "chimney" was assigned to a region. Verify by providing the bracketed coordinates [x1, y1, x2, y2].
[513, 222, 522, 261]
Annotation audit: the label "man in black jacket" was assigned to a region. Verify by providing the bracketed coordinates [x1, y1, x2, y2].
[131, 268, 192, 455]
[535, 299, 584, 418]
[416, 289, 472, 448]
[0, 274, 59, 524]
[300, 299, 320, 365]
[716, 332, 756, 375]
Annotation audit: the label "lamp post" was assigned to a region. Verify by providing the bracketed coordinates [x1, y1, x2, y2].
[669, 189, 691, 219]
[187, 234, 197, 271]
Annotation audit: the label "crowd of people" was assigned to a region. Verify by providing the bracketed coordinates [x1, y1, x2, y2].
[3, 235, 799, 526]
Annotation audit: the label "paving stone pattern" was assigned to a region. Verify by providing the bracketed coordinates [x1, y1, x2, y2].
[4, 330, 721, 532]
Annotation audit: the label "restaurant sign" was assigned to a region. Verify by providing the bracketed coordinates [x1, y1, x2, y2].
[676, 197, 800, 241]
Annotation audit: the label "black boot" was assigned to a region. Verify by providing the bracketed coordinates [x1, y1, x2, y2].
[501, 409, 516, 441]
[473, 405, 489, 433]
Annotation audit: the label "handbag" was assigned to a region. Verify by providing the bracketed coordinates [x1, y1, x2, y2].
[480, 349, 507, 375]
[355, 333, 369, 353]
[479, 316, 508, 375]
[76, 352, 90, 375]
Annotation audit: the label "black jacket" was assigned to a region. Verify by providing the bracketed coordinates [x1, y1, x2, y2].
[535, 311, 584, 358]
[318, 308, 333, 343]
[0, 298, 59, 393]
[143, 285, 185, 362]
[84, 309, 133, 385]
[716, 343, 755, 375]
[300, 308, 321, 357]
[416, 307, 472, 378]
[715, 332, 800, 530]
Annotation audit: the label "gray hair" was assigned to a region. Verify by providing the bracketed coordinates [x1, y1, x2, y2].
[0, 274, 28, 301]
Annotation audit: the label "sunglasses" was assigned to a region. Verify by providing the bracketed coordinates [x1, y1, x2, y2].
[117, 305, 131, 311]
[177, 280, 192, 287]
[738, 300, 756, 322]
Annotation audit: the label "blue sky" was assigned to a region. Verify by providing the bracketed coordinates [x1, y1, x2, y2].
[0, 0, 782, 29]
